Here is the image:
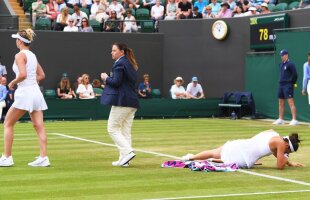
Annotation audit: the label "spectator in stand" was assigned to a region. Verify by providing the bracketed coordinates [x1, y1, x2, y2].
[72, 5, 88, 28]
[80, 0, 93, 10]
[170, 76, 187, 99]
[299, 0, 310, 8]
[151, 0, 164, 30]
[208, 0, 221, 15]
[104, 11, 121, 32]
[165, 0, 178, 20]
[76, 74, 96, 99]
[233, 4, 244, 17]
[218, 2, 232, 18]
[73, 75, 82, 92]
[63, 17, 79, 32]
[227, 0, 236, 11]
[67, 0, 80, 8]
[92, 79, 105, 89]
[79, 17, 94, 32]
[0, 56, 7, 77]
[202, 5, 215, 18]
[177, 0, 192, 19]
[123, 10, 138, 33]
[0, 77, 8, 120]
[46, 0, 59, 22]
[241, 0, 251, 13]
[109, 0, 126, 20]
[138, 74, 152, 98]
[190, 6, 203, 19]
[244, 6, 259, 16]
[57, 76, 76, 99]
[54, 7, 71, 31]
[32, 0, 47, 28]
[194, 0, 208, 13]
[260, 3, 270, 15]
[1, 77, 13, 121]
[142, 0, 156, 10]
[186, 76, 205, 99]
[90, 0, 109, 22]
[123, 0, 140, 9]
[56, 0, 67, 12]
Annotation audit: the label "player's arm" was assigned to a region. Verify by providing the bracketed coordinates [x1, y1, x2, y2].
[36, 62, 45, 81]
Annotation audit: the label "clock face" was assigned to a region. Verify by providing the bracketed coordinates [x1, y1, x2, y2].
[212, 20, 228, 40]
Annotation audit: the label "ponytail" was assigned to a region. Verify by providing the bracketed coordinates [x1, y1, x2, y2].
[126, 48, 138, 70]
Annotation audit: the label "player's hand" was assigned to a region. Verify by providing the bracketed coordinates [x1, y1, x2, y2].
[290, 162, 304, 167]
[8, 81, 15, 90]
[101, 73, 108, 80]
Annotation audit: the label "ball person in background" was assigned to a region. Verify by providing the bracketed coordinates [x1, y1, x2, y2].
[302, 51, 310, 104]
[101, 43, 139, 167]
[0, 29, 50, 167]
[273, 49, 298, 126]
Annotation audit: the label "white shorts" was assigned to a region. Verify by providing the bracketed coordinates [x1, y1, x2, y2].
[12, 85, 48, 113]
[220, 140, 250, 168]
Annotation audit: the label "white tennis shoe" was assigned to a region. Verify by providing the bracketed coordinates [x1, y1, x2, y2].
[181, 154, 194, 161]
[118, 152, 136, 166]
[28, 156, 50, 167]
[289, 119, 299, 126]
[112, 160, 130, 167]
[272, 119, 285, 125]
[0, 154, 14, 167]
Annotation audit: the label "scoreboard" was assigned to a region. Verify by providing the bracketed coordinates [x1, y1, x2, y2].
[250, 13, 289, 50]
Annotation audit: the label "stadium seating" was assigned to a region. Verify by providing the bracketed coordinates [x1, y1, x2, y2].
[44, 89, 57, 98]
[268, 3, 276, 12]
[89, 19, 101, 32]
[288, 1, 300, 9]
[93, 88, 103, 96]
[80, 7, 90, 17]
[23, 0, 35, 12]
[273, 3, 288, 12]
[141, 21, 154, 33]
[150, 89, 161, 98]
[35, 17, 51, 30]
[68, 8, 74, 15]
[136, 8, 150, 20]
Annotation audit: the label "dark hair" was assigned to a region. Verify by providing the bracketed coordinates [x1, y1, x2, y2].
[308, 51, 310, 56]
[288, 133, 301, 152]
[113, 43, 138, 70]
[81, 17, 89, 28]
[73, 5, 80, 12]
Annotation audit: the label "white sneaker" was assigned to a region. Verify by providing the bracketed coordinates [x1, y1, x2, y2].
[135, 4, 140, 8]
[118, 152, 136, 166]
[289, 119, 299, 126]
[28, 156, 50, 167]
[272, 119, 285, 125]
[112, 161, 129, 167]
[181, 153, 193, 161]
[0, 154, 14, 167]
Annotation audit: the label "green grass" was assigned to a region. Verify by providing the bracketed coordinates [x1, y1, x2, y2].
[0, 118, 309, 199]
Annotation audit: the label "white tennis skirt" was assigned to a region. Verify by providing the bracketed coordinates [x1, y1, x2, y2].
[12, 84, 48, 113]
[220, 140, 250, 168]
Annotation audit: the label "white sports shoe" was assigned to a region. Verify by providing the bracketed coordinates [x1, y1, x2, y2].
[118, 152, 136, 166]
[135, 4, 140, 8]
[181, 153, 194, 161]
[289, 119, 299, 126]
[112, 161, 130, 167]
[272, 119, 285, 125]
[28, 156, 50, 167]
[0, 154, 14, 167]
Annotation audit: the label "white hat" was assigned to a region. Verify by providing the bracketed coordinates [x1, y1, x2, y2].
[261, 3, 268, 8]
[11, 33, 31, 43]
[249, 7, 257, 11]
[175, 76, 183, 81]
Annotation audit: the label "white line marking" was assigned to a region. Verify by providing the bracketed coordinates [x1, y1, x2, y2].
[50, 133, 310, 186]
[143, 190, 310, 200]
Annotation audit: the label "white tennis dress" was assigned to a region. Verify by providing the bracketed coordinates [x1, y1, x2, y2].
[220, 130, 279, 168]
[12, 49, 47, 112]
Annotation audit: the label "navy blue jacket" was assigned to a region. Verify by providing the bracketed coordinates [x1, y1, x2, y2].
[101, 56, 140, 109]
[279, 59, 298, 85]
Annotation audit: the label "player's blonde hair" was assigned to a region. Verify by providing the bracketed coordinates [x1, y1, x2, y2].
[18, 29, 36, 45]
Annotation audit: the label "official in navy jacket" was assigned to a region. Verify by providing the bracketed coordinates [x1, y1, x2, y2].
[273, 49, 298, 126]
[101, 43, 139, 167]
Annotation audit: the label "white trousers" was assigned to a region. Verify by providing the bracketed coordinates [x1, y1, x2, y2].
[108, 106, 137, 161]
[0, 101, 6, 119]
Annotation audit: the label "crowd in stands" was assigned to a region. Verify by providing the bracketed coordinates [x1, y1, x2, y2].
[170, 76, 205, 99]
[20, 0, 310, 32]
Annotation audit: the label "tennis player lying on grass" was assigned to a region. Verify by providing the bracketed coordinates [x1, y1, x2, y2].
[182, 129, 304, 170]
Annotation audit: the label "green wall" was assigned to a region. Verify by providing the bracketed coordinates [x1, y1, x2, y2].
[246, 30, 310, 121]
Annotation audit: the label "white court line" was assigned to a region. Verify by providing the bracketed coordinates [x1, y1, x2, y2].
[143, 190, 310, 200]
[50, 133, 310, 186]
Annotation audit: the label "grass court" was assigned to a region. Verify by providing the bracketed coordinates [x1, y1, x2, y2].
[0, 118, 309, 199]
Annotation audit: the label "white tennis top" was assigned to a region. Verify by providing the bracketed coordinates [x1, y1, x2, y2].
[13, 49, 38, 87]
